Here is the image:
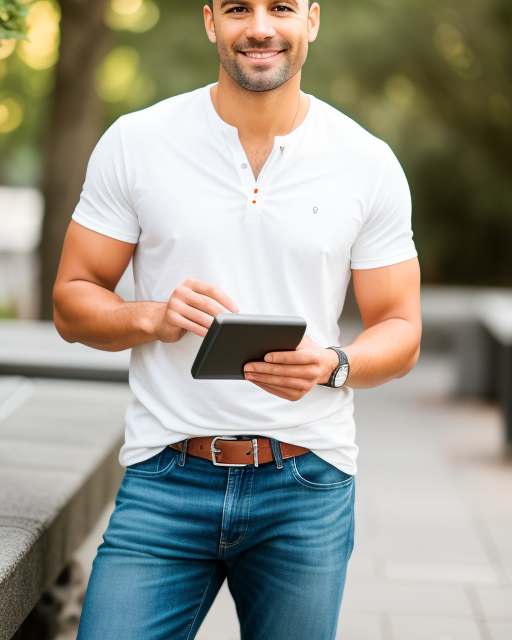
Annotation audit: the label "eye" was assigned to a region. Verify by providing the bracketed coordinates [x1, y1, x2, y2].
[226, 6, 248, 12]
[274, 5, 292, 11]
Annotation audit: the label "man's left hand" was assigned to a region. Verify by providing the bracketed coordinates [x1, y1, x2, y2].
[243, 335, 339, 402]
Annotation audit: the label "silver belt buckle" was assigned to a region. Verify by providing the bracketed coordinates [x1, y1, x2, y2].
[211, 436, 259, 468]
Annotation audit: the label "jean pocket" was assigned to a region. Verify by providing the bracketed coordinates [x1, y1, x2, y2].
[125, 446, 177, 478]
[290, 452, 354, 490]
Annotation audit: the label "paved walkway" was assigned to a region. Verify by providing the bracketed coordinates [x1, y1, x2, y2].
[68, 353, 512, 640]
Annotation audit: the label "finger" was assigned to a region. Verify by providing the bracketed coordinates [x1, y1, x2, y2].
[244, 362, 319, 380]
[165, 308, 209, 338]
[263, 348, 316, 365]
[170, 297, 214, 331]
[245, 371, 307, 390]
[175, 285, 233, 319]
[185, 279, 239, 313]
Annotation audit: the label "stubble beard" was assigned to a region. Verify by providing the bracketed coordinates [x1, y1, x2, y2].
[217, 41, 298, 93]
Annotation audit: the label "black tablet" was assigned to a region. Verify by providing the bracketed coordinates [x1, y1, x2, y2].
[191, 314, 307, 380]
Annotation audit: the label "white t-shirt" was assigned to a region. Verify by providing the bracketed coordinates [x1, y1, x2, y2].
[72, 83, 417, 475]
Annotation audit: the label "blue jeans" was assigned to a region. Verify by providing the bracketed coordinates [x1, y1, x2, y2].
[77, 438, 355, 640]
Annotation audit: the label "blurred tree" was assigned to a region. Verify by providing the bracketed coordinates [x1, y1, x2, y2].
[38, 0, 113, 319]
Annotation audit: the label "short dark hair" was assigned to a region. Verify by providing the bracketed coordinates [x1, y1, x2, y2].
[208, 1, 315, 8]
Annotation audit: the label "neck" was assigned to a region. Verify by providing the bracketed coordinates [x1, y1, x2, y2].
[211, 66, 307, 141]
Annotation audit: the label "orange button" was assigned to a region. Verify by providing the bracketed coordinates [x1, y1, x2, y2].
[252, 200, 257, 204]
[254, 188, 258, 194]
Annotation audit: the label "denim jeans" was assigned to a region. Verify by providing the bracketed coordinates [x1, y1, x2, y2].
[77, 438, 355, 640]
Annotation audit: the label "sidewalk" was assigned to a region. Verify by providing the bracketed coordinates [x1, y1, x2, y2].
[71, 353, 512, 640]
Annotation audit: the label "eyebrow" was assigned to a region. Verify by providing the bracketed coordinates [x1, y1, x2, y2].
[219, 0, 300, 9]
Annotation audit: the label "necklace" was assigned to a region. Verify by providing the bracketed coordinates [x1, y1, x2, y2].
[286, 93, 302, 137]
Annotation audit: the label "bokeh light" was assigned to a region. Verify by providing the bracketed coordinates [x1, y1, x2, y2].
[105, 0, 160, 33]
[95, 46, 140, 103]
[112, 0, 143, 15]
[433, 23, 482, 80]
[17, 1, 61, 70]
[385, 75, 415, 109]
[0, 39, 16, 60]
[0, 94, 24, 133]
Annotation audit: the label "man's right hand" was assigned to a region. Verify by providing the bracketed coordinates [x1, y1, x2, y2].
[155, 278, 239, 343]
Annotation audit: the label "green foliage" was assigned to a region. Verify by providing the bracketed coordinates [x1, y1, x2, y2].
[0, 0, 30, 42]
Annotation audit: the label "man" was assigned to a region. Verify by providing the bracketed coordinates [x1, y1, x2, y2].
[54, 1, 421, 638]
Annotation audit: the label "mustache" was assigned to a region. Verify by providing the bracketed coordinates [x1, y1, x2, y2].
[233, 40, 290, 53]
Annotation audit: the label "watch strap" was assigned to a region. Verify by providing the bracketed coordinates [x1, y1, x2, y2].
[319, 346, 349, 388]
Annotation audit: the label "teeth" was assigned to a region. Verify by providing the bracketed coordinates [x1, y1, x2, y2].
[245, 52, 278, 59]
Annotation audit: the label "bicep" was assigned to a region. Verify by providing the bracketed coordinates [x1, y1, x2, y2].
[352, 257, 421, 331]
[55, 220, 136, 293]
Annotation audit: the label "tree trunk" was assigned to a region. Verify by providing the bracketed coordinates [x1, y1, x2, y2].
[39, 0, 112, 320]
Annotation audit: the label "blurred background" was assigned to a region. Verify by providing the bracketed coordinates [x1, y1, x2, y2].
[0, 1, 511, 640]
[0, 0, 511, 318]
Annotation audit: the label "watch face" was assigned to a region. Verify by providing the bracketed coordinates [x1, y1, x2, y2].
[334, 364, 349, 387]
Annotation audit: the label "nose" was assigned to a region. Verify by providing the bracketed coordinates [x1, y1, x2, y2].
[245, 6, 276, 41]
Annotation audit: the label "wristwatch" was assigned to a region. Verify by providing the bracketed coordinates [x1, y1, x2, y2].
[319, 347, 350, 388]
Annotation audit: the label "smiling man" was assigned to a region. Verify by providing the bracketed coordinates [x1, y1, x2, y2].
[54, 1, 421, 638]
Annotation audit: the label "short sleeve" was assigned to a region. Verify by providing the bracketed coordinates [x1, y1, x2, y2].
[72, 118, 140, 244]
[350, 144, 417, 270]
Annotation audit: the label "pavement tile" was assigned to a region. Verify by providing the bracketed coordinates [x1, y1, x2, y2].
[336, 612, 382, 640]
[475, 586, 512, 620]
[391, 614, 481, 640]
[340, 580, 473, 616]
[487, 621, 512, 640]
[386, 561, 498, 585]
[374, 525, 487, 565]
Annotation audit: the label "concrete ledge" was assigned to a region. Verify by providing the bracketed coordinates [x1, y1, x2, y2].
[0, 321, 130, 383]
[421, 286, 512, 446]
[0, 377, 132, 640]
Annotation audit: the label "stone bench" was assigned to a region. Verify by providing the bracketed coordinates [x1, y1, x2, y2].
[0, 320, 129, 382]
[0, 320, 132, 640]
[421, 285, 512, 446]
[467, 293, 512, 446]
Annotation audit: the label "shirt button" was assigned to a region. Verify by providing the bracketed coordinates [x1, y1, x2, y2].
[241, 163, 248, 169]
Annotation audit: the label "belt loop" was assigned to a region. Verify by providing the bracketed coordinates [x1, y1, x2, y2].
[178, 438, 189, 467]
[269, 438, 284, 469]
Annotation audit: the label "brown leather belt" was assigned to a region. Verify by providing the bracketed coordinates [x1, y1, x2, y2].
[170, 436, 310, 467]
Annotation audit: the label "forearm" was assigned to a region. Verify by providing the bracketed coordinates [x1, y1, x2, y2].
[54, 280, 163, 352]
[340, 318, 421, 389]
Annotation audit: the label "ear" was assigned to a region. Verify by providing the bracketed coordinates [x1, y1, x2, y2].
[204, 4, 217, 44]
[307, 3, 320, 43]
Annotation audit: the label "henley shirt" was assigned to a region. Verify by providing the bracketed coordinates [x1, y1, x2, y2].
[72, 83, 418, 475]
